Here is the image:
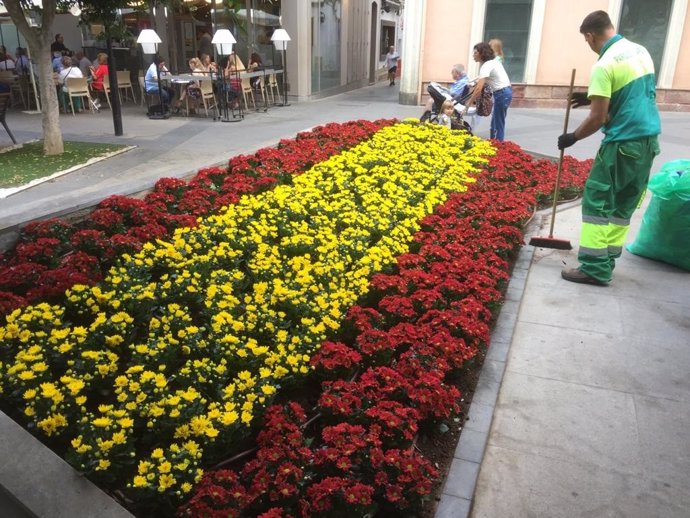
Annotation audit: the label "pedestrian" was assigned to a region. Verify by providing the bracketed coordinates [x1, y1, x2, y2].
[198, 29, 213, 60]
[50, 34, 71, 55]
[558, 10, 660, 285]
[385, 46, 400, 86]
[463, 42, 512, 141]
[489, 38, 504, 63]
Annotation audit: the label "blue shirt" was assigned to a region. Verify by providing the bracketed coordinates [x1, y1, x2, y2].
[145, 62, 161, 92]
[449, 75, 469, 100]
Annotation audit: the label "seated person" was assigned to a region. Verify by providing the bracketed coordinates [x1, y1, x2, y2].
[0, 47, 15, 71]
[200, 53, 217, 73]
[222, 53, 245, 108]
[58, 55, 84, 111]
[52, 51, 64, 73]
[89, 53, 108, 108]
[144, 54, 175, 105]
[75, 51, 92, 78]
[173, 57, 204, 114]
[248, 52, 263, 89]
[437, 100, 454, 128]
[0, 45, 14, 61]
[422, 63, 469, 116]
[14, 48, 31, 76]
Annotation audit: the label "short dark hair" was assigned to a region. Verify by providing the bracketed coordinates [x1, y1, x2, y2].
[473, 42, 495, 62]
[580, 10, 613, 35]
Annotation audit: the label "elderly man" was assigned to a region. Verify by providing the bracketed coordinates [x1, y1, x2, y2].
[421, 64, 469, 118]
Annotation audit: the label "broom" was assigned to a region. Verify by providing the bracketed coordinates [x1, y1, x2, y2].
[529, 68, 577, 250]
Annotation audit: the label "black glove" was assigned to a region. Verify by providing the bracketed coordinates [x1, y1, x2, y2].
[570, 92, 591, 108]
[558, 132, 578, 150]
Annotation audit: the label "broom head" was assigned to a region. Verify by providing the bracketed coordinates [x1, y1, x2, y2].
[529, 236, 573, 250]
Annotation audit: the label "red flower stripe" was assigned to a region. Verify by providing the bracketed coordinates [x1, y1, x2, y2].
[179, 142, 592, 517]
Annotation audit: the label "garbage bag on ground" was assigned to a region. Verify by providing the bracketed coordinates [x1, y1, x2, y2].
[627, 159, 690, 271]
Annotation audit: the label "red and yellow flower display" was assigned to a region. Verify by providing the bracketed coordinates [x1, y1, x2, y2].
[0, 120, 591, 517]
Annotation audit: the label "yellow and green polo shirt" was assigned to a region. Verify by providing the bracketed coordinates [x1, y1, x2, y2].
[588, 34, 661, 143]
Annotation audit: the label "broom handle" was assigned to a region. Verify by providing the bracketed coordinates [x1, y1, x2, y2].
[548, 68, 577, 238]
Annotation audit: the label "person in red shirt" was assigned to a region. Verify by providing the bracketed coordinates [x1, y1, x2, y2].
[89, 53, 108, 91]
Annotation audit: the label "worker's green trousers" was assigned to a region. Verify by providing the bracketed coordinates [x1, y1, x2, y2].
[578, 136, 660, 282]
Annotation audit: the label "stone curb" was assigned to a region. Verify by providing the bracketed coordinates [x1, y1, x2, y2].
[434, 241, 535, 518]
[0, 411, 134, 518]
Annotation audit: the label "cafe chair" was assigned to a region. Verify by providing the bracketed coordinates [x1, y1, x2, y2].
[253, 76, 269, 107]
[65, 77, 96, 115]
[199, 79, 217, 117]
[0, 71, 24, 108]
[266, 73, 280, 104]
[240, 76, 255, 110]
[116, 71, 136, 104]
[93, 76, 113, 110]
[0, 93, 17, 144]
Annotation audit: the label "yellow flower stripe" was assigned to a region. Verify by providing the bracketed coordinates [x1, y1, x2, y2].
[0, 122, 494, 500]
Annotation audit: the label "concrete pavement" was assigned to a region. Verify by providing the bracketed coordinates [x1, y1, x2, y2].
[433, 110, 690, 517]
[1, 84, 689, 518]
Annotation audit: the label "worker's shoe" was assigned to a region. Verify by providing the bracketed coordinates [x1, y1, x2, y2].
[561, 268, 608, 286]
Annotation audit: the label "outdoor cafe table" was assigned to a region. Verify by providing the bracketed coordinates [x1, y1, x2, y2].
[167, 68, 283, 114]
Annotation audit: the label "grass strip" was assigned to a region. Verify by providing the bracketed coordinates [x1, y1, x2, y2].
[0, 141, 127, 188]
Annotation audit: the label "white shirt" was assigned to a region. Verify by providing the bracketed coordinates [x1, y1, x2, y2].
[478, 58, 510, 92]
[59, 66, 84, 91]
[385, 51, 399, 69]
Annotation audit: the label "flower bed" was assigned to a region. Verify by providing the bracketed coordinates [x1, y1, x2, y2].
[0, 120, 591, 516]
[0, 120, 395, 319]
[178, 139, 591, 518]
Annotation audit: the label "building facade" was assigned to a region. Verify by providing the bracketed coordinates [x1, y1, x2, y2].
[402, 0, 690, 110]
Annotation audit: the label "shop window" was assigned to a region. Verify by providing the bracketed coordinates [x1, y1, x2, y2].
[483, 0, 533, 82]
[380, 22, 395, 59]
[618, 0, 672, 76]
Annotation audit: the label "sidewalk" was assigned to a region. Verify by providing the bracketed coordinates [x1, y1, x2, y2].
[433, 111, 690, 517]
[2, 85, 689, 518]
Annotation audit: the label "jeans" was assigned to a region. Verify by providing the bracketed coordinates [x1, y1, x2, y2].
[490, 86, 512, 141]
[147, 85, 173, 104]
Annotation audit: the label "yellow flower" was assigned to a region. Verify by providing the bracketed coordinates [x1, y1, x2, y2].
[151, 448, 164, 459]
[133, 475, 147, 488]
[158, 473, 176, 492]
[92, 417, 112, 428]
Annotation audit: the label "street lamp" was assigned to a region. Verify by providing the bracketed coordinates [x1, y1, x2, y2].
[137, 29, 168, 119]
[271, 28, 290, 107]
[212, 29, 242, 122]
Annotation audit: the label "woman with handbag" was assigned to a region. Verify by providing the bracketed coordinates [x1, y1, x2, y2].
[463, 42, 512, 141]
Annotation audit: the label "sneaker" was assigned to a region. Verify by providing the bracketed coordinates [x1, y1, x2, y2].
[561, 268, 608, 286]
[93, 100, 101, 109]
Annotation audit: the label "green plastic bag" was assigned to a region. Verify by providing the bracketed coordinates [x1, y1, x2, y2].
[627, 159, 690, 271]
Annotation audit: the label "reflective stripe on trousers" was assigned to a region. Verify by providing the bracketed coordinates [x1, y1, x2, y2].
[578, 136, 660, 282]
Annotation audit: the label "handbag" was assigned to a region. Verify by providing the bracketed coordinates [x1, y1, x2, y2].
[475, 84, 494, 116]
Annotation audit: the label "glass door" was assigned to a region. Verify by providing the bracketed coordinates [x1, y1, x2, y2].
[311, 0, 342, 93]
[483, 0, 534, 82]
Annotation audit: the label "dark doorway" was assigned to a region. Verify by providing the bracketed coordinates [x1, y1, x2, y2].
[369, 2, 378, 84]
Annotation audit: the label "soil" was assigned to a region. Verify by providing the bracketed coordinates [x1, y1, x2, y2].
[414, 349, 486, 518]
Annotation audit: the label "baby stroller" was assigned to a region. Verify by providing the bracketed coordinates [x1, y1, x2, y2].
[420, 81, 475, 133]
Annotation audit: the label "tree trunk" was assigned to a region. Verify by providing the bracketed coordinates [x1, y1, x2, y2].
[37, 35, 64, 155]
[3, 0, 64, 155]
